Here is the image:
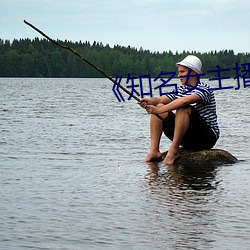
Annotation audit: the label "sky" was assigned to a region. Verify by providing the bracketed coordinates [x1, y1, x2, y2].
[1, 0, 250, 54]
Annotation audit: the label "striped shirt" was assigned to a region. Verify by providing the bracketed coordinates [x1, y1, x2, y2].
[167, 81, 220, 139]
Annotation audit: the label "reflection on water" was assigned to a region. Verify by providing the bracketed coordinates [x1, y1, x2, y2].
[144, 162, 221, 249]
[147, 161, 219, 191]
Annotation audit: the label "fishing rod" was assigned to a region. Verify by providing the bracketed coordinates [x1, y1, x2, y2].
[23, 20, 163, 120]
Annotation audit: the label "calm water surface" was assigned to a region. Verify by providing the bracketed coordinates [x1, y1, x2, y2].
[1, 78, 250, 250]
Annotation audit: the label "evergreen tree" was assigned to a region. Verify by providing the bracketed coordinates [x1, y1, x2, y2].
[0, 38, 249, 78]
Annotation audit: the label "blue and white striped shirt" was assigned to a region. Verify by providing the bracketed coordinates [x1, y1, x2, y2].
[167, 81, 220, 139]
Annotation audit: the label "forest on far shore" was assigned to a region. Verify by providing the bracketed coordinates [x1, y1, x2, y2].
[0, 38, 249, 78]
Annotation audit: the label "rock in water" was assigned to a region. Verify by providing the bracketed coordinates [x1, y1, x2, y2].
[162, 148, 238, 166]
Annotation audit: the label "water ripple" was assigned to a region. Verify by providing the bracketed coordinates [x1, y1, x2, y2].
[0, 78, 250, 250]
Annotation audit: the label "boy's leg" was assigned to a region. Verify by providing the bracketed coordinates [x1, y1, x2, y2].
[163, 106, 191, 164]
[144, 104, 169, 162]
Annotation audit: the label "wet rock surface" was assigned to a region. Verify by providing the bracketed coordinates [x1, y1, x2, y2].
[161, 148, 238, 166]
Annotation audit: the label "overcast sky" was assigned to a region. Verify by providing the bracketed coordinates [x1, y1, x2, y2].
[1, 0, 249, 53]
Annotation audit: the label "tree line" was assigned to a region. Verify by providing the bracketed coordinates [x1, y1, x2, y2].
[0, 38, 250, 78]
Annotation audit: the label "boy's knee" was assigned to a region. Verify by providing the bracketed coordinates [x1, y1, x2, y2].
[176, 106, 192, 116]
[155, 103, 165, 108]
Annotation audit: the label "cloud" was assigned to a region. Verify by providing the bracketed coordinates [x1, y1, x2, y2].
[205, 0, 237, 5]
[134, 0, 167, 5]
[193, 0, 250, 10]
[79, 3, 89, 10]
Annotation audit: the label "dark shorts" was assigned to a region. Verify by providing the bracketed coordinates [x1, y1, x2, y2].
[163, 107, 217, 150]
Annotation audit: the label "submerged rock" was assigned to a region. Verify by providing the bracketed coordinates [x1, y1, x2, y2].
[161, 148, 238, 166]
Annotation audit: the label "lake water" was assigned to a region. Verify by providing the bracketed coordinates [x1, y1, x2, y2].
[1, 78, 250, 250]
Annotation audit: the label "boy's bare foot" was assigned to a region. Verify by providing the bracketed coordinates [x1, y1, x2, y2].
[163, 149, 179, 165]
[144, 151, 162, 162]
